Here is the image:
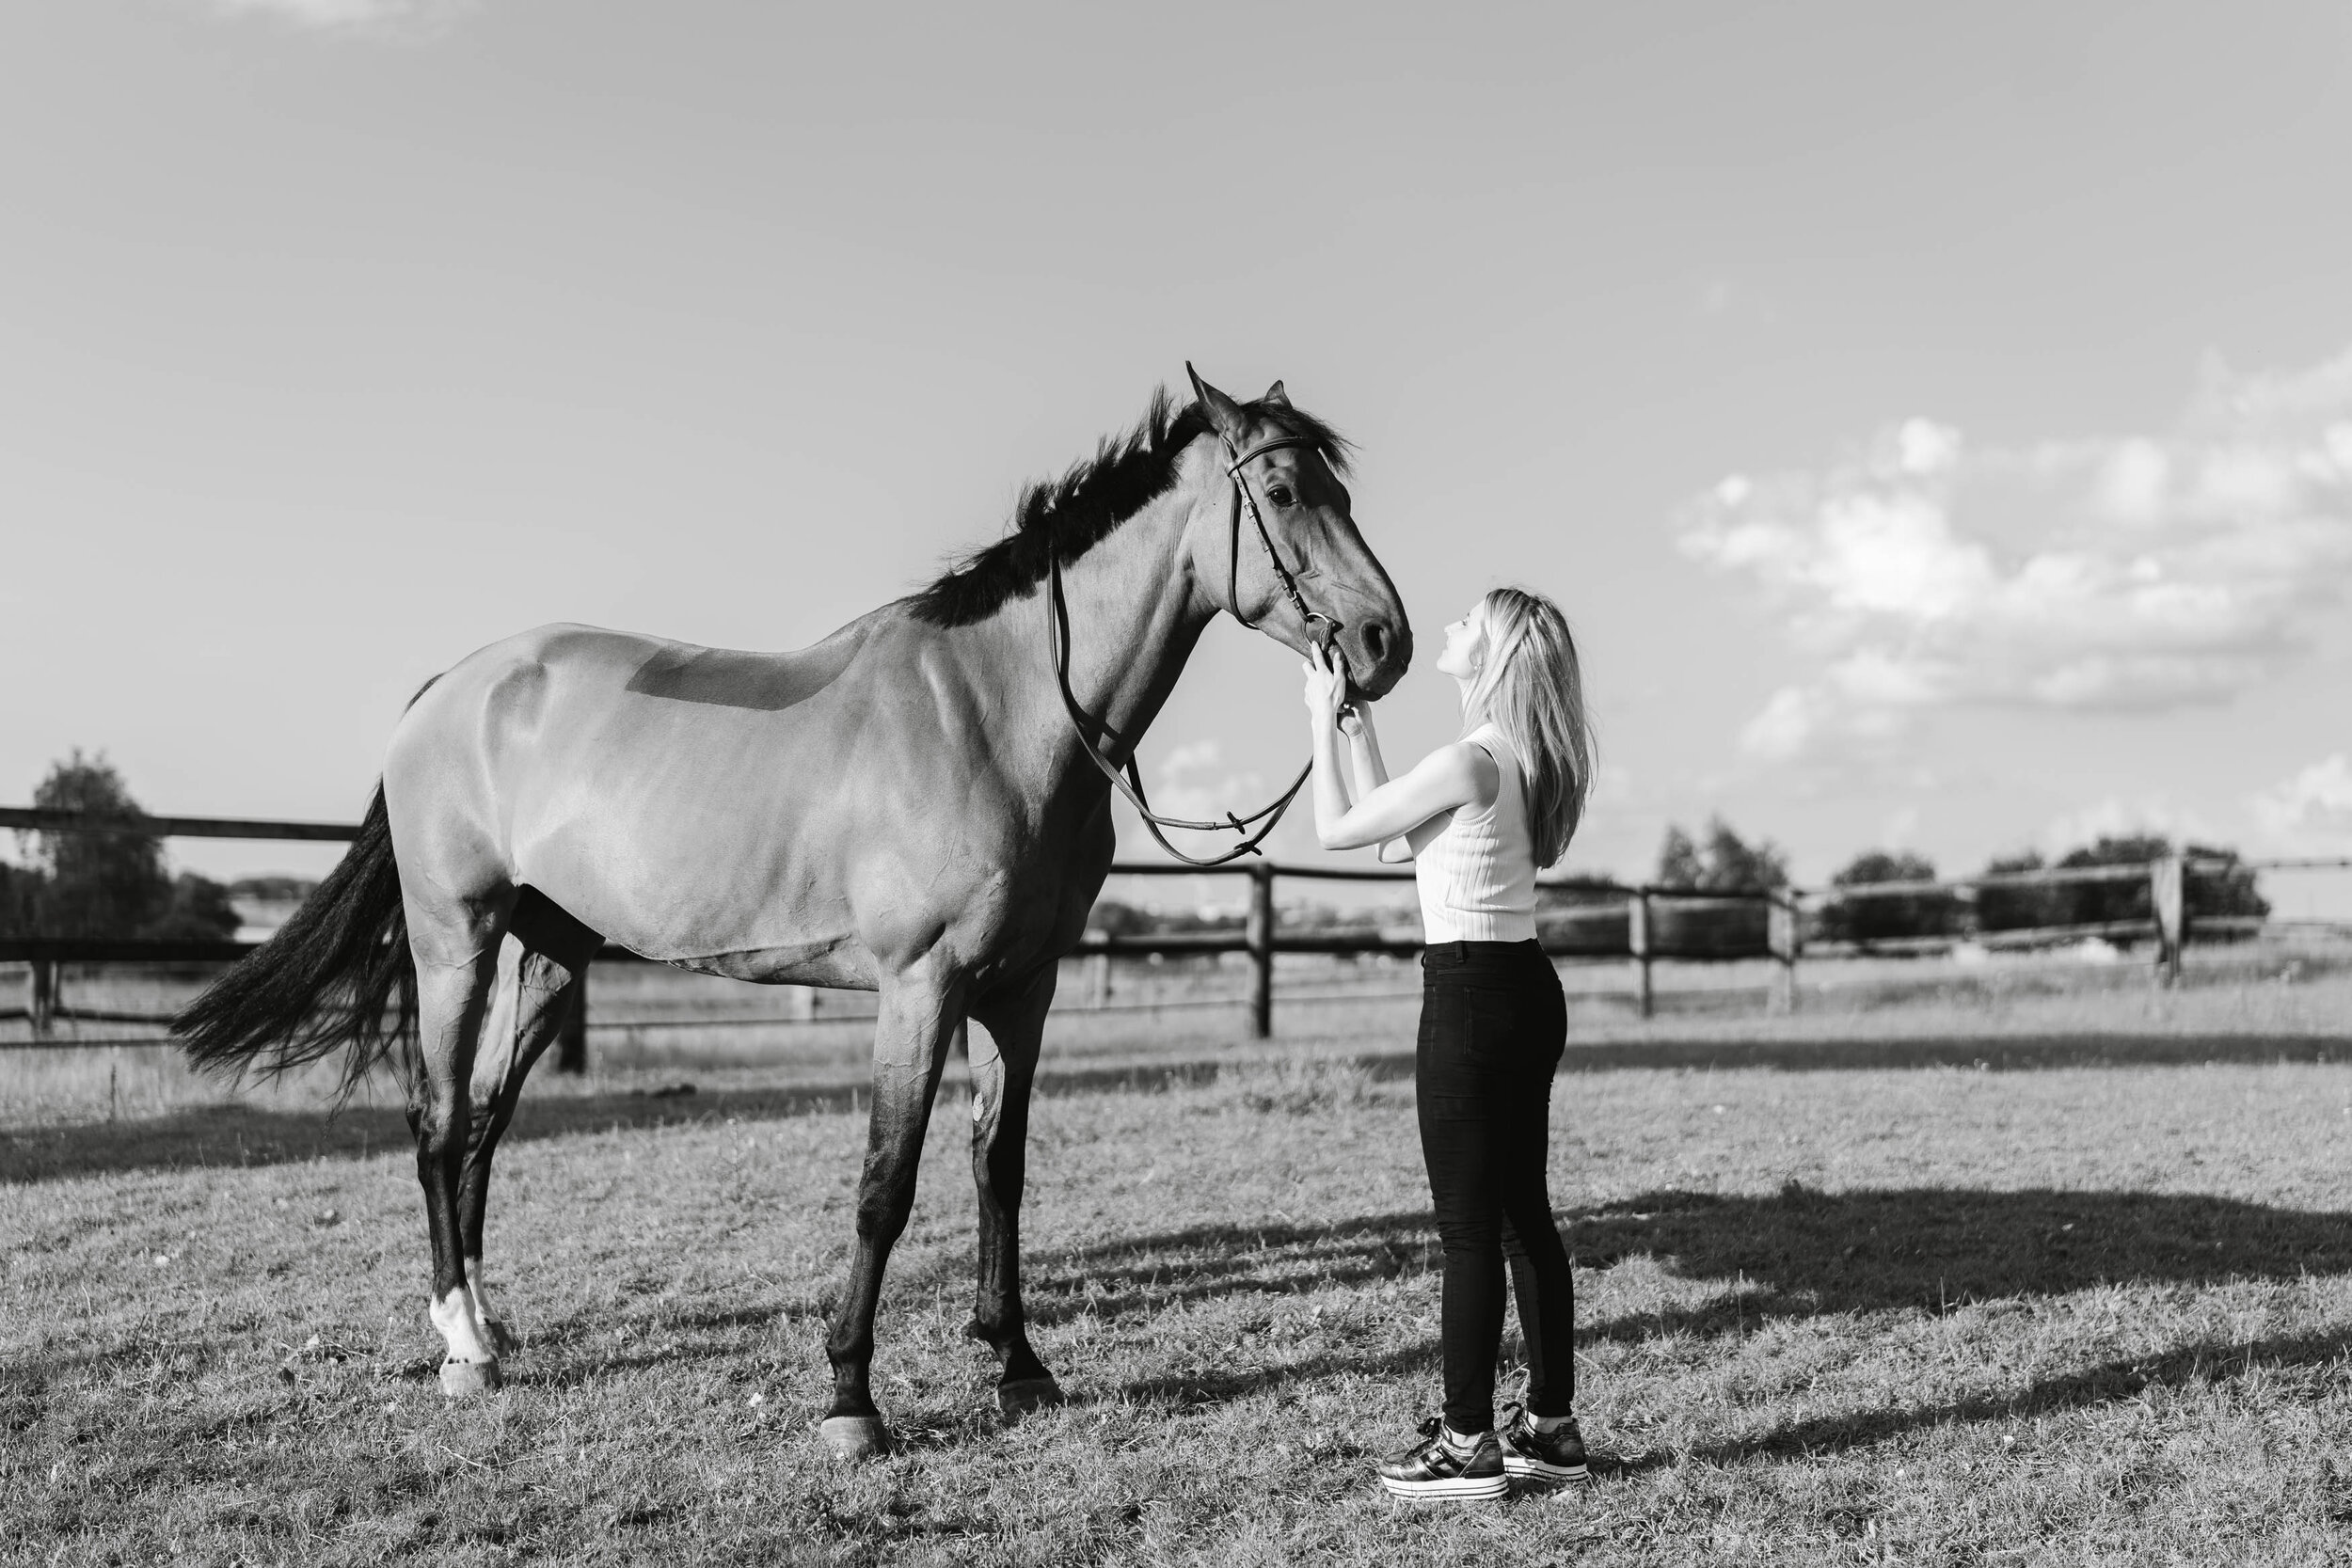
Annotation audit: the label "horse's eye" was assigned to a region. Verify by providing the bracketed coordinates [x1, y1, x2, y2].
[1267, 485, 1295, 508]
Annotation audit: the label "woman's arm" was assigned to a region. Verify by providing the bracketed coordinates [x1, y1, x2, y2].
[1305, 645, 1495, 853]
[1341, 706, 1416, 863]
[1315, 737, 1493, 852]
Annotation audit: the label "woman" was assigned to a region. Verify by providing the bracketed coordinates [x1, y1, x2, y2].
[1301, 585, 1596, 1501]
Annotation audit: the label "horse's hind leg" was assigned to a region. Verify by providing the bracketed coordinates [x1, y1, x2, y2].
[455, 892, 602, 1357]
[397, 862, 518, 1398]
[406, 931, 507, 1395]
[965, 962, 1061, 1418]
[821, 956, 966, 1461]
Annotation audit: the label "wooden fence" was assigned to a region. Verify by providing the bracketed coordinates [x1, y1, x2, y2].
[2, 806, 2344, 1063]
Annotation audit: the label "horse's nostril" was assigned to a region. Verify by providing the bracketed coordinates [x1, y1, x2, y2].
[1360, 623, 1391, 665]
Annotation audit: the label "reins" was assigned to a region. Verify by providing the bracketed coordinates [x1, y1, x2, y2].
[1046, 429, 1340, 867]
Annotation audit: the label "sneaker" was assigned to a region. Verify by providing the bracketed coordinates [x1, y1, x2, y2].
[1499, 1402, 1589, 1483]
[1375, 1418, 1509, 1501]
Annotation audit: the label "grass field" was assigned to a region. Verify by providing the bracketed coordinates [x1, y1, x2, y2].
[7, 970, 2352, 1564]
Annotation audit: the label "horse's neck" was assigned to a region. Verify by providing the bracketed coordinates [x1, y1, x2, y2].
[970, 478, 1214, 791]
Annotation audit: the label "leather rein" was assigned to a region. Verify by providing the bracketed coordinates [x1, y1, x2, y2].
[1047, 431, 1340, 867]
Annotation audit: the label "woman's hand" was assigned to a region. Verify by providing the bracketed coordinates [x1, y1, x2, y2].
[1301, 642, 1350, 726]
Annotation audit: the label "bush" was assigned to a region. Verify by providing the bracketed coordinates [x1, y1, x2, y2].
[1977, 837, 2268, 936]
[1976, 850, 2069, 933]
[1815, 850, 1961, 944]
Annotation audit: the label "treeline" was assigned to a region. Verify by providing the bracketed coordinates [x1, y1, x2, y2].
[0, 752, 244, 942]
[1651, 816, 2268, 944]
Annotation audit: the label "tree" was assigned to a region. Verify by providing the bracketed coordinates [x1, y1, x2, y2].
[2181, 844, 2268, 930]
[147, 873, 246, 942]
[1979, 836, 2268, 937]
[1085, 898, 1152, 938]
[13, 751, 239, 942]
[1656, 816, 1788, 892]
[1817, 850, 1959, 943]
[1656, 825, 1704, 889]
[2053, 832, 2171, 927]
[0, 862, 40, 939]
[2058, 834, 2268, 930]
[1976, 849, 2068, 932]
[1704, 817, 1789, 892]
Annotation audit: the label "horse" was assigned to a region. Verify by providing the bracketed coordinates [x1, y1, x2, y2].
[176, 366, 1411, 1458]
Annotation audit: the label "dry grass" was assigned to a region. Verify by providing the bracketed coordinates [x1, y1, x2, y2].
[6, 971, 2352, 1563]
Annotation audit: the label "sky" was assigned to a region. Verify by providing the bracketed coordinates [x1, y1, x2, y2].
[4, 1, 2350, 916]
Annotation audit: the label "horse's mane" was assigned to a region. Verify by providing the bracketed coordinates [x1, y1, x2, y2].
[905, 388, 1352, 627]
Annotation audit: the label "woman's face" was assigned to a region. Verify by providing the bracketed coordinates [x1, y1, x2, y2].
[1435, 600, 1487, 682]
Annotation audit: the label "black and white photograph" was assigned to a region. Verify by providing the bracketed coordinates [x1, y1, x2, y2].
[6, 3, 2352, 1561]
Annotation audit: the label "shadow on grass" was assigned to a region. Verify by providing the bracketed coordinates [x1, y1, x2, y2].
[1050, 1188, 2352, 1462]
[1028, 1213, 1438, 1326]
[1608, 1326, 2352, 1476]
[1115, 1336, 1441, 1406]
[7, 1031, 2345, 1183]
[1554, 1032, 2348, 1074]
[1572, 1183, 2352, 1331]
[0, 1057, 1246, 1184]
[1035, 1185, 2352, 1334]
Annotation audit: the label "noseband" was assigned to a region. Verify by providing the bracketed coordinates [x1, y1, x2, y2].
[1046, 428, 1344, 866]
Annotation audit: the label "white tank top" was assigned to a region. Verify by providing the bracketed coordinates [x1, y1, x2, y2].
[1415, 722, 1538, 943]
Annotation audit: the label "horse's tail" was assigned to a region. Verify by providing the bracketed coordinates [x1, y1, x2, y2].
[175, 783, 415, 1099]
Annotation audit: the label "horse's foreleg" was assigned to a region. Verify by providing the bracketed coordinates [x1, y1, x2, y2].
[965, 963, 1058, 1418]
[820, 959, 964, 1461]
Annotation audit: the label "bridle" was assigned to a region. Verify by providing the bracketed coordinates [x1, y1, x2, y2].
[1048, 428, 1343, 866]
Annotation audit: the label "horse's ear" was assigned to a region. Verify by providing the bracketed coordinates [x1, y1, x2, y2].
[1186, 362, 1249, 442]
[1261, 379, 1290, 407]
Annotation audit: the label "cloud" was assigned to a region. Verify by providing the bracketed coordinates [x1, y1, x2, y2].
[194, 0, 472, 35]
[2250, 753, 2352, 847]
[1681, 348, 2352, 759]
[1134, 739, 1266, 835]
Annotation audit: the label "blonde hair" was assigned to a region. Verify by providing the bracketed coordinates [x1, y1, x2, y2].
[1459, 586, 1595, 869]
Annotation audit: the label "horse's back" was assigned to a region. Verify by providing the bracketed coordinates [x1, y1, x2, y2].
[382, 614, 985, 967]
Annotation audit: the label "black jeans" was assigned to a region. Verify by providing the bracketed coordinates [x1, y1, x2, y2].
[1417, 938, 1575, 1434]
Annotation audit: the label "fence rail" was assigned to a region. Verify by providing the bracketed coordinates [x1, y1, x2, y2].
[5, 808, 2346, 1063]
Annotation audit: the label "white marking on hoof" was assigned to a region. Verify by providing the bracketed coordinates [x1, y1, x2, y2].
[430, 1286, 496, 1367]
[464, 1258, 516, 1355]
[818, 1415, 891, 1462]
[439, 1358, 504, 1399]
[997, 1376, 1065, 1419]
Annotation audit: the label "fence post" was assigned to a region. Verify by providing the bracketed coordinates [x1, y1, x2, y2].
[1086, 952, 1111, 1009]
[1628, 890, 1652, 1019]
[26, 958, 55, 1037]
[1769, 894, 1799, 1015]
[1246, 861, 1276, 1038]
[2151, 852, 2185, 987]
[554, 968, 588, 1074]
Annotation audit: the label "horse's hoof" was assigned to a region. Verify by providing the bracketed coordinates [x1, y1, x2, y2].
[483, 1320, 519, 1357]
[439, 1358, 503, 1399]
[818, 1415, 892, 1462]
[997, 1376, 1066, 1420]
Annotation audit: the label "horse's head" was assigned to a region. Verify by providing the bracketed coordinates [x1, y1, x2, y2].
[1184, 365, 1413, 700]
